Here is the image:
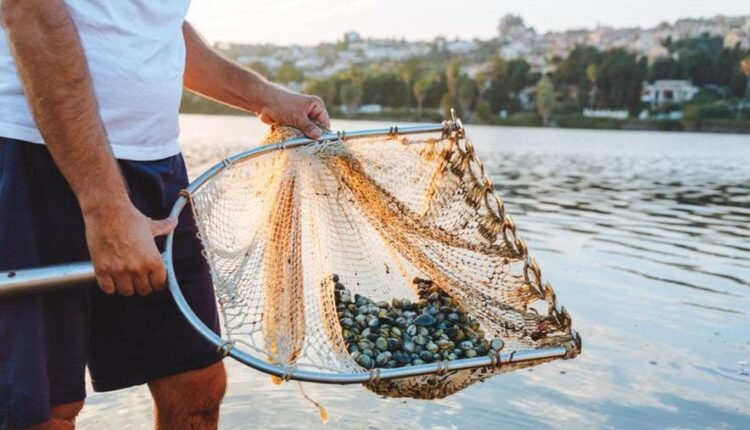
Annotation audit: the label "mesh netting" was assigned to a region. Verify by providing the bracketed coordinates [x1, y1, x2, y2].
[188, 124, 580, 399]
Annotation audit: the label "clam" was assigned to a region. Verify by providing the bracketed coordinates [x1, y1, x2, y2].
[354, 314, 367, 327]
[357, 354, 374, 369]
[375, 337, 388, 352]
[414, 314, 436, 326]
[413, 334, 429, 346]
[419, 351, 434, 362]
[375, 351, 392, 366]
[393, 352, 410, 365]
[387, 338, 400, 352]
[334, 276, 500, 370]
[406, 325, 417, 336]
[367, 316, 380, 328]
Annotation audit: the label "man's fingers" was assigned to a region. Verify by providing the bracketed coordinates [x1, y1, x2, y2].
[97, 275, 116, 295]
[309, 101, 330, 128]
[150, 216, 178, 237]
[113, 275, 135, 297]
[259, 111, 274, 125]
[133, 272, 153, 296]
[300, 118, 322, 139]
[149, 264, 168, 291]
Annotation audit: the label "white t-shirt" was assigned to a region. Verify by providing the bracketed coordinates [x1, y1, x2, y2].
[0, 0, 191, 161]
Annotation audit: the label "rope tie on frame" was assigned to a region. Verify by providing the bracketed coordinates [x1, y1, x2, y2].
[282, 365, 296, 382]
[435, 360, 449, 376]
[368, 368, 381, 383]
[217, 340, 235, 357]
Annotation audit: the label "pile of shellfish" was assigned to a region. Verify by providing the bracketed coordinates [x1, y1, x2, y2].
[334, 276, 505, 369]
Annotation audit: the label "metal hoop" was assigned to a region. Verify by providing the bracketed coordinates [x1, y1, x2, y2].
[0, 119, 579, 385]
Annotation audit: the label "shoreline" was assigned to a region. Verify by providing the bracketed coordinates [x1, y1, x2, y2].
[178, 109, 750, 135]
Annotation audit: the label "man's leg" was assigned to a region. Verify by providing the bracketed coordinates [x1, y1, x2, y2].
[19, 401, 84, 430]
[0, 140, 89, 430]
[147, 362, 226, 430]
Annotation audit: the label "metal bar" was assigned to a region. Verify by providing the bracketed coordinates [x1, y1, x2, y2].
[0, 261, 97, 297]
[230, 345, 570, 384]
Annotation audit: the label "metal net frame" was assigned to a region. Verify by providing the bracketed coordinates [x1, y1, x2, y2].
[164, 119, 581, 398]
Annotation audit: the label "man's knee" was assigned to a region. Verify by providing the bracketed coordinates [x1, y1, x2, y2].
[51, 400, 84, 423]
[18, 400, 84, 430]
[149, 361, 226, 419]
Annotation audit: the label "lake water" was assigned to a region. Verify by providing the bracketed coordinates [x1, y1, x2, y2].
[78, 115, 750, 429]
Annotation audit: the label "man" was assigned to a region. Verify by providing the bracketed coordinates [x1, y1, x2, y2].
[0, 1, 329, 429]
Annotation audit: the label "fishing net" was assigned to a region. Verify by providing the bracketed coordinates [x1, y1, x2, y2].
[187, 121, 581, 399]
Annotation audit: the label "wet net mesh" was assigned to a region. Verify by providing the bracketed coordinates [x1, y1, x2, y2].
[188, 124, 580, 399]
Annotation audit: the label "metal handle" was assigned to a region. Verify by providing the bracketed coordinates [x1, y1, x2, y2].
[0, 261, 97, 297]
[0, 253, 173, 298]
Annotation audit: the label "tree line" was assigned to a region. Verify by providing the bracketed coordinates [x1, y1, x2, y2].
[297, 34, 750, 122]
[182, 34, 750, 126]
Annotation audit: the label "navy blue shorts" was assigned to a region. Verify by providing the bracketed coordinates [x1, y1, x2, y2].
[0, 138, 222, 429]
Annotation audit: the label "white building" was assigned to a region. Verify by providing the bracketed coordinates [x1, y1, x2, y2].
[641, 80, 699, 105]
[583, 108, 629, 119]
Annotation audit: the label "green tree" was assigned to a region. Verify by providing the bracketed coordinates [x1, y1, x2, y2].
[340, 83, 363, 115]
[476, 100, 494, 124]
[398, 58, 422, 108]
[275, 61, 303, 84]
[586, 63, 599, 108]
[598, 50, 646, 112]
[648, 57, 683, 81]
[536, 76, 555, 126]
[440, 92, 455, 117]
[484, 57, 534, 113]
[413, 73, 437, 118]
[247, 61, 271, 78]
[362, 72, 408, 107]
[741, 56, 750, 118]
[446, 59, 463, 99]
[458, 78, 476, 117]
[303, 79, 337, 107]
[342, 65, 365, 86]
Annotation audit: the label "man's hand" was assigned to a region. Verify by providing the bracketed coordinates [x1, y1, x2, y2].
[258, 87, 330, 139]
[85, 203, 177, 297]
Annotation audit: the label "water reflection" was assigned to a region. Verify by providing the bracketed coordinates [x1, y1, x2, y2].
[77, 117, 750, 429]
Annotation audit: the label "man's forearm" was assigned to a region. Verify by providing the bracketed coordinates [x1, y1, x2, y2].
[182, 22, 272, 114]
[1, 0, 129, 214]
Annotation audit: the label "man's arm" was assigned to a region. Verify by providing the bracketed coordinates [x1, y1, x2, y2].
[1, 0, 175, 296]
[182, 22, 329, 138]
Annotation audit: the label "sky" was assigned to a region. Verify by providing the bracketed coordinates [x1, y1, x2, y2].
[185, 0, 748, 45]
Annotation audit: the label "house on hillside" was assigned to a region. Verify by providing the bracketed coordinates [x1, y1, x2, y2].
[641, 80, 699, 106]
